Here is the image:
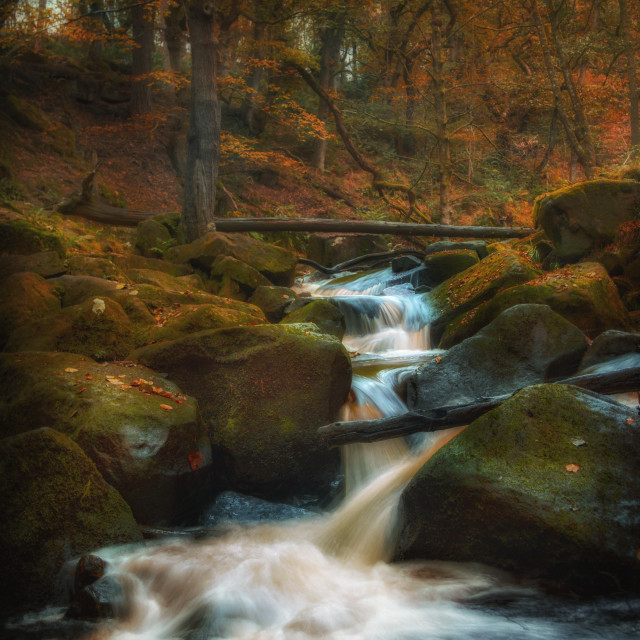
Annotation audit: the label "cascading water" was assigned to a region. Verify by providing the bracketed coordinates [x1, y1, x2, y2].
[9, 266, 640, 640]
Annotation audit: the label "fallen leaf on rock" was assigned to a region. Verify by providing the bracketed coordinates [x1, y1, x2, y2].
[85, 374, 93, 380]
[65, 368, 78, 373]
[627, 418, 634, 425]
[189, 451, 205, 470]
[77, 387, 86, 394]
[434, 356, 443, 364]
[571, 437, 586, 447]
[566, 463, 580, 473]
[160, 404, 173, 411]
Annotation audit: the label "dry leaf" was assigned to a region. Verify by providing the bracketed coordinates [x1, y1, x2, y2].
[571, 437, 586, 447]
[434, 356, 443, 364]
[626, 418, 634, 425]
[85, 374, 93, 380]
[65, 368, 78, 373]
[160, 404, 173, 411]
[565, 463, 580, 473]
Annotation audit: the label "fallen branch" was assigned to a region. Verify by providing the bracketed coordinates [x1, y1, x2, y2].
[214, 217, 535, 238]
[318, 366, 640, 446]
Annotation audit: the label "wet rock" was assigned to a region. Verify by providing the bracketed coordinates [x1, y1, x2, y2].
[391, 255, 422, 273]
[0, 352, 212, 524]
[281, 299, 346, 340]
[199, 490, 312, 526]
[307, 234, 389, 268]
[132, 323, 351, 499]
[0, 250, 66, 279]
[579, 330, 640, 371]
[396, 384, 640, 593]
[441, 262, 632, 348]
[0, 428, 141, 612]
[207, 255, 272, 300]
[66, 575, 126, 620]
[428, 249, 541, 345]
[533, 179, 640, 262]
[249, 285, 298, 322]
[423, 249, 479, 285]
[407, 304, 587, 411]
[0, 272, 62, 348]
[165, 232, 297, 286]
[74, 555, 106, 593]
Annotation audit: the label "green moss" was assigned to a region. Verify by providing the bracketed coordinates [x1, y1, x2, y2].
[281, 300, 345, 340]
[0, 218, 66, 258]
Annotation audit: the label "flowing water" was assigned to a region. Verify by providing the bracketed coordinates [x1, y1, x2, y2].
[8, 267, 640, 639]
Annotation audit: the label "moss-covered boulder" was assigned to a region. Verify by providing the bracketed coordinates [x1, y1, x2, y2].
[248, 285, 298, 322]
[0, 427, 141, 612]
[281, 299, 346, 340]
[132, 324, 352, 499]
[0, 250, 66, 279]
[110, 253, 192, 277]
[51, 274, 121, 307]
[5, 296, 133, 360]
[424, 240, 489, 259]
[207, 255, 272, 300]
[395, 385, 640, 593]
[135, 218, 173, 259]
[126, 268, 205, 293]
[165, 231, 297, 286]
[427, 249, 542, 345]
[0, 352, 212, 524]
[533, 179, 640, 262]
[0, 272, 62, 348]
[578, 329, 640, 372]
[307, 234, 390, 268]
[0, 218, 66, 258]
[441, 262, 632, 348]
[137, 302, 266, 347]
[423, 249, 479, 285]
[66, 255, 120, 279]
[407, 304, 587, 411]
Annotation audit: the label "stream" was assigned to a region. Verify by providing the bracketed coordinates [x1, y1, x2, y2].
[6, 265, 640, 639]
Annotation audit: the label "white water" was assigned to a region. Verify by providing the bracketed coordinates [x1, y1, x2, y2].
[11, 267, 639, 639]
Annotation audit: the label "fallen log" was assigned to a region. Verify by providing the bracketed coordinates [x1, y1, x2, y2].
[318, 366, 640, 446]
[214, 217, 535, 239]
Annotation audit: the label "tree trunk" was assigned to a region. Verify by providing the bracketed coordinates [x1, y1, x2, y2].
[530, 0, 594, 179]
[242, 17, 267, 135]
[130, 4, 154, 116]
[182, 0, 220, 242]
[164, 3, 186, 74]
[619, 0, 640, 147]
[312, 16, 345, 171]
[431, 1, 454, 225]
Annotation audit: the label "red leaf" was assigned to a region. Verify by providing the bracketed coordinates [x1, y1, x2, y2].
[189, 450, 205, 470]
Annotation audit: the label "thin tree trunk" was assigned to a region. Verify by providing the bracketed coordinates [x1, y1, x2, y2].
[530, 0, 594, 179]
[130, 4, 154, 115]
[619, 0, 640, 146]
[243, 17, 267, 135]
[182, 0, 220, 241]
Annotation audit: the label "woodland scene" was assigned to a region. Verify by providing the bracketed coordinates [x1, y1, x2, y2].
[1, 0, 640, 638]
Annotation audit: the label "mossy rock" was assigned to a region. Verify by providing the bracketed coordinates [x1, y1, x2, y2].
[126, 268, 204, 293]
[428, 249, 542, 345]
[137, 302, 266, 347]
[0, 427, 141, 612]
[578, 329, 640, 371]
[407, 304, 587, 411]
[110, 253, 192, 277]
[0, 250, 66, 279]
[51, 274, 121, 307]
[424, 240, 488, 259]
[0, 272, 62, 348]
[207, 255, 272, 300]
[395, 384, 640, 593]
[5, 296, 133, 361]
[135, 219, 173, 259]
[0, 352, 212, 525]
[67, 255, 120, 279]
[248, 285, 298, 323]
[441, 262, 632, 348]
[0, 219, 66, 258]
[132, 323, 352, 499]
[281, 299, 346, 340]
[533, 179, 640, 262]
[423, 249, 479, 285]
[165, 231, 297, 286]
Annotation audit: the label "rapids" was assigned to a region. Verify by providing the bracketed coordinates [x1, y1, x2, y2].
[7, 266, 640, 639]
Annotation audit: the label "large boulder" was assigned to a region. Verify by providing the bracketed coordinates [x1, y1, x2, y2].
[0, 218, 66, 258]
[249, 285, 298, 322]
[407, 304, 588, 411]
[0, 352, 212, 524]
[165, 232, 297, 286]
[126, 268, 205, 293]
[66, 255, 120, 279]
[427, 250, 542, 345]
[578, 329, 640, 371]
[0, 271, 62, 348]
[0, 250, 66, 279]
[281, 299, 346, 340]
[441, 262, 632, 348]
[533, 179, 640, 262]
[0, 428, 141, 612]
[208, 255, 272, 300]
[395, 384, 640, 593]
[422, 248, 479, 285]
[132, 324, 352, 499]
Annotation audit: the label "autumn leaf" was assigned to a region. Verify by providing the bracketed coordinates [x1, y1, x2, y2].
[566, 463, 580, 473]
[189, 450, 205, 470]
[434, 356, 443, 364]
[159, 404, 173, 411]
[65, 368, 78, 373]
[626, 418, 634, 425]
